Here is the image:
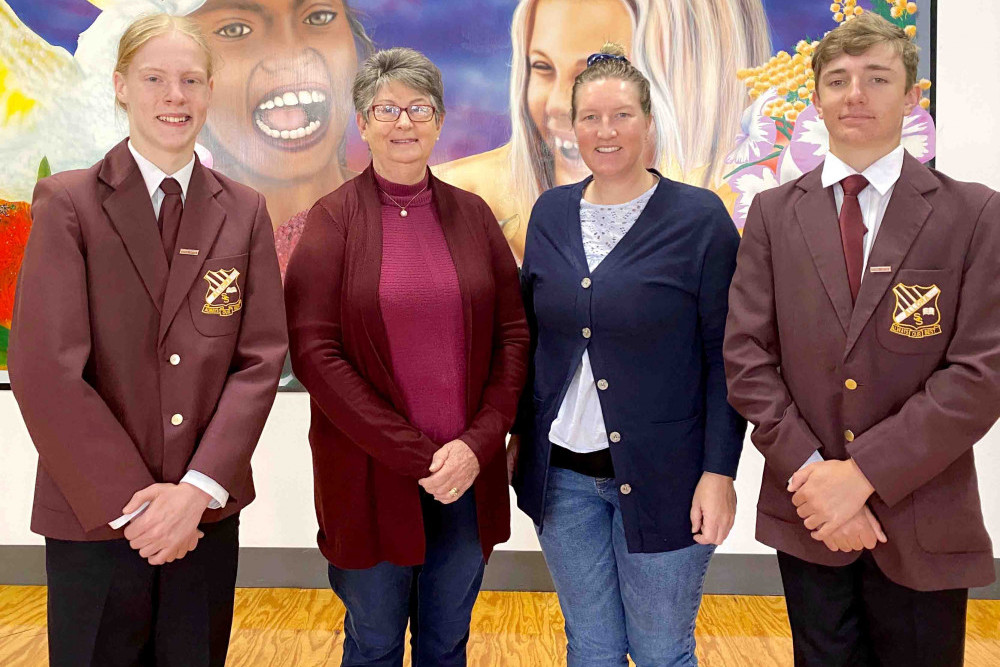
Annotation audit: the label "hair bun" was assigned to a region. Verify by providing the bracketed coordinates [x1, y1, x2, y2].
[599, 41, 628, 58]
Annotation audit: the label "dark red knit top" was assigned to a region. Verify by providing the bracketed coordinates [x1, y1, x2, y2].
[375, 171, 467, 444]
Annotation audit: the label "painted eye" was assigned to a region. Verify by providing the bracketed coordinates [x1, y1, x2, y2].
[530, 61, 553, 73]
[215, 23, 251, 39]
[304, 10, 337, 26]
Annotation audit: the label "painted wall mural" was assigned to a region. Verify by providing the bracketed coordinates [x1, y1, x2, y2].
[0, 0, 934, 385]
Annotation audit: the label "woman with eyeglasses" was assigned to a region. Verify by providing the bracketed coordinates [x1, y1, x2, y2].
[284, 47, 528, 666]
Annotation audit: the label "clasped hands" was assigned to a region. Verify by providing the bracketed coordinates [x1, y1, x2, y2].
[419, 438, 480, 504]
[788, 458, 887, 552]
[121, 482, 212, 565]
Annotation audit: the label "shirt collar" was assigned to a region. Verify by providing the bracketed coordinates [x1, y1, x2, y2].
[821, 144, 905, 196]
[127, 140, 196, 201]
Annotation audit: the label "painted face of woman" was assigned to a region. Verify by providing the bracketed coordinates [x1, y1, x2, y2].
[525, 0, 632, 186]
[191, 0, 357, 183]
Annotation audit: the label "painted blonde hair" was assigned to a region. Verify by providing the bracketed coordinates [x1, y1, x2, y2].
[114, 13, 214, 111]
[507, 0, 770, 227]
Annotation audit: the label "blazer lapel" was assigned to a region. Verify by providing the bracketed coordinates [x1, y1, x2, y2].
[158, 159, 226, 344]
[843, 154, 938, 357]
[100, 141, 169, 311]
[793, 168, 854, 334]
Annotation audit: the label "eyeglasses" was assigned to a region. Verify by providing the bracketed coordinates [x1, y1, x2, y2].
[369, 104, 437, 122]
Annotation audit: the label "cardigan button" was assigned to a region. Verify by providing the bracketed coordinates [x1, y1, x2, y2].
[620, 483, 632, 495]
[845, 379, 858, 390]
[581, 277, 592, 289]
[597, 379, 609, 390]
[582, 327, 592, 339]
[171, 413, 184, 426]
[844, 429, 855, 442]
[169, 354, 181, 366]
[609, 431, 621, 443]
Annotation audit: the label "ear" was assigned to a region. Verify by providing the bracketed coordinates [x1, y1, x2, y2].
[902, 83, 921, 116]
[113, 70, 128, 109]
[434, 112, 445, 139]
[356, 111, 368, 142]
[811, 90, 823, 119]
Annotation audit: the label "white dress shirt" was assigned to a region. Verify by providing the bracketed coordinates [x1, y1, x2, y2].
[797, 145, 905, 473]
[109, 142, 228, 529]
[548, 181, 657, 453]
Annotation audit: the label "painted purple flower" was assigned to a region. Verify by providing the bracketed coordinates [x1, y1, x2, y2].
[725, 88, 779, 165]
[776, 103, 936, 184]
[729, 164, 780, 231]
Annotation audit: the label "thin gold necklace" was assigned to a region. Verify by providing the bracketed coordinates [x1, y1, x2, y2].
[378, 183, 429, 217]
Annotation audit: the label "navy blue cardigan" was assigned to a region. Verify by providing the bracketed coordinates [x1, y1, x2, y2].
[512, 172, 747, 553]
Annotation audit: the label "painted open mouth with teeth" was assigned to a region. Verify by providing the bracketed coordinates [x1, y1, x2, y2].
[553, 135, 581, 163]
[253, 85, 332, 150]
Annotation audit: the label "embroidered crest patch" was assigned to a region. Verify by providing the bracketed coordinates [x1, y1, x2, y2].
[890, 282, 941, 339]
[202, 268, 243, 317]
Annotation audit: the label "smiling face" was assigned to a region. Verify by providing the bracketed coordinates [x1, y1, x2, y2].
[357, 80, 442, 180]
[190, 0, 358, 182]
[573, 77, 651, 181]
[812, 43, 920, 163]
[113, 31, 213, 169]
[526, 0, 632, 186]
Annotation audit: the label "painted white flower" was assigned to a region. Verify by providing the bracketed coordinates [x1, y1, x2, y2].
[725, 88, 779, 165]
[730, 165, 780, 231]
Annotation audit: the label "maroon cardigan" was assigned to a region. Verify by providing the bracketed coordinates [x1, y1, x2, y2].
[284, 163, 529, 569]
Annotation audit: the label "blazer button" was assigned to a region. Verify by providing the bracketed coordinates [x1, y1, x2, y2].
[169, 354, 181, 366]
[597, 379, 609, 390]
[620, 483, 632, 495]
[845, 379, 858, 390]
[609, 431, 621, 443]
[581, 277, 592, 289]
[844, 429, 855, 442]
[171, 413, 184, 426]
[582, 327, 592, 339]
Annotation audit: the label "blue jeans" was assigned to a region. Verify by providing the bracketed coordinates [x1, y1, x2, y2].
[536, 467, 715, 667]
[327, 491, 485, 667]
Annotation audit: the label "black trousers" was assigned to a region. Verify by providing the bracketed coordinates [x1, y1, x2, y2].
[777, 550, 967, 667]
[45, 514, 240, 667]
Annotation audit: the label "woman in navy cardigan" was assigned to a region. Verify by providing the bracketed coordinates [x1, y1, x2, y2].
[510, 44, 747, 666]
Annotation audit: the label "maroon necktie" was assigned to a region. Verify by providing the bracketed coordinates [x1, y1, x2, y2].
[838, 174, 869, 303]
[158, 177, 183, 266]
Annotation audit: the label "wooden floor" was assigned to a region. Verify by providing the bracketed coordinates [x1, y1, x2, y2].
[0, 586, 998, 665]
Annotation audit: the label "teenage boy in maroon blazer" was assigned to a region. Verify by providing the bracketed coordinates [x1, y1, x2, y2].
[7, 15, 286, 666]
[724, 13, 999, 667]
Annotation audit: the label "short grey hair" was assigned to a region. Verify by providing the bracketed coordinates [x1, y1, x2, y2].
[352, 47, 445, 122]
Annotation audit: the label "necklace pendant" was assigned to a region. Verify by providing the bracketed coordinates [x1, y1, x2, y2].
[400, 209, 408, 217]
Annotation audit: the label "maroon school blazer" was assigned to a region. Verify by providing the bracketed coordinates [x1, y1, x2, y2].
[9, 139, 287, 540]
[284, 164, 529, 569]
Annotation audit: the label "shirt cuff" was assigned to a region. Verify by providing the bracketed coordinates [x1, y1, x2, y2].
[109, 502, 150, 529]
[181, 470, 229, 510]
[788, 449, 824, 484]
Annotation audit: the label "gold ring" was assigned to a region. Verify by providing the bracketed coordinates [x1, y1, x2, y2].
[448, 487, 459, 496]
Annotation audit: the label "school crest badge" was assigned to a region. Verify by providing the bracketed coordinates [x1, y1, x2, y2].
[202, 268, 243, 317]
[890, 282, 941, 339]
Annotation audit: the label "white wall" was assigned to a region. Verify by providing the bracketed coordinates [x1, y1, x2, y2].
[1, 0, 999, 556]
